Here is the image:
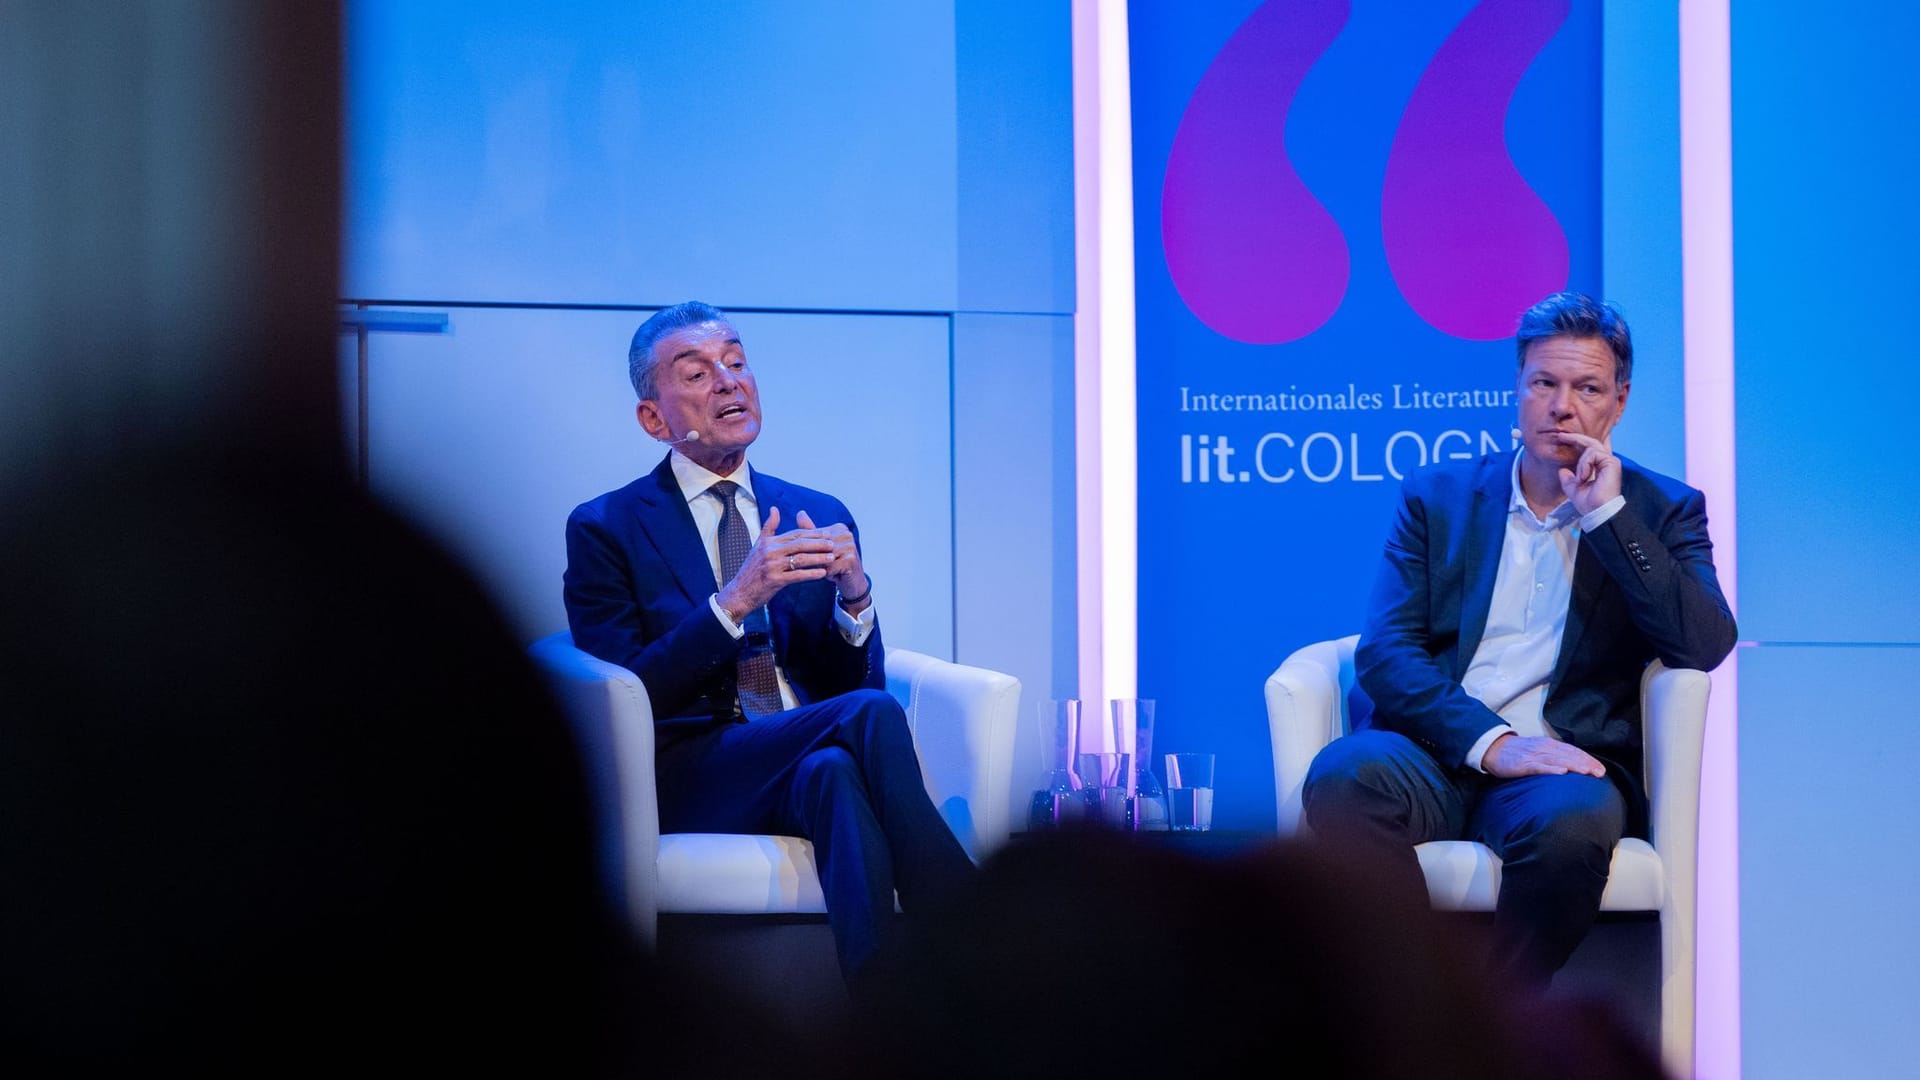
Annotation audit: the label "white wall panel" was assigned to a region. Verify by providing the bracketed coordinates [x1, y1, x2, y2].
[953, 312, 1075, 828]
[1740, 644, 1920, 1079]
[345, 1, 959, 311]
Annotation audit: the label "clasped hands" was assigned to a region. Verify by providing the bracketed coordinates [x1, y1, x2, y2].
[716, 508, 868, 619]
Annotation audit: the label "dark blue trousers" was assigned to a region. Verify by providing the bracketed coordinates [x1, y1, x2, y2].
[654, 689, 976, 977]
[1302, 729, 1626, 986]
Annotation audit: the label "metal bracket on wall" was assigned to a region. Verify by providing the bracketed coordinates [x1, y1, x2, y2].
[335, 308, 452, 488]
[335, 309, 450, 334]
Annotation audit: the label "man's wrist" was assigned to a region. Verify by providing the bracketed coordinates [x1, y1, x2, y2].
[713, 591, 753, 629]
[1467, 726, 1514, 773]
[1578, 494, 1626, 532]
[836, 573, 871, 608]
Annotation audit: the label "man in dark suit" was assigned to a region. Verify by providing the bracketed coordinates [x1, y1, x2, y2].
[563, 301, 975, 980]
[1303, 292, 1736, 985]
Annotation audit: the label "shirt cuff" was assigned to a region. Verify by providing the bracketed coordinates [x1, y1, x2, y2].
[709, 593, 746, 640]
[1579, 494, 1627, 532]
[1465, 725, 1515, 773]
[834, 596, 877, 647]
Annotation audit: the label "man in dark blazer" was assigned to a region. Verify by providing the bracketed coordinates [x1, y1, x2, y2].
[563, 301, 975, 981]
[1303, 292, 1736, 985]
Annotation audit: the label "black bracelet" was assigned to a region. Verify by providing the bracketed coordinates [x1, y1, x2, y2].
[837, 575, 872, 606]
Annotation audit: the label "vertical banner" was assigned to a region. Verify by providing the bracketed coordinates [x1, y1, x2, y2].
[1131, 0, 1601, 830]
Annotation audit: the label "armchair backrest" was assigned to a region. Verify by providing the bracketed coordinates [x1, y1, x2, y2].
[527, 631, 659, 942]
[1265, 633, 1360, 834]
[528, 630, 1020, 904]
[883, 647, 1020, 860]
[1330, 636, 1359, 738]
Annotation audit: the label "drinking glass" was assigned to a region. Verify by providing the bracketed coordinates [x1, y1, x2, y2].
[1076, 750, 1134, 828]
[1028, 699, 1085, 829]
[1165, 752, 1216, 832]
[1113, 698, 1167, 831]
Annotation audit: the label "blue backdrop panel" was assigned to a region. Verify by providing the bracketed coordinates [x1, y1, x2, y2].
[1739, 645, 1920, 1080]
[345, 0, 959, 310]
[955, 0, 1076, 316]
[1131, 0, 1601, 829]
[1733, 2, 1920, 644]
[1598, 1, 1684, 480]
[1732, 7, 1920, 1074]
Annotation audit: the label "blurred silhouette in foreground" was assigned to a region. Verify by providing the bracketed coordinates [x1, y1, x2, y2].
[856, 830, 1666, 1080]
[0, 452, 834, 1077]
[1, 453, 602, 1072]
[0, 3, 817, 1074]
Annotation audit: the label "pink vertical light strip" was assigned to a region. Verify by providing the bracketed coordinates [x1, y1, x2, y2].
[1071, 0, 1103, 713]
[1071, 0, 1139, 723]
[1097, 2, 1139, 709]
[1680, 2, 1739, 1077]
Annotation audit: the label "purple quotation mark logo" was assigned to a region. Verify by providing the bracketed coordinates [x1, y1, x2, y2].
[1164, 0, 1571, 344]
[1163, 0, 1351, 346]
[1383, 0, 1570, 340]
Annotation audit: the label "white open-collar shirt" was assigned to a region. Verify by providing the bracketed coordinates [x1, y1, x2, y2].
[1458, 451, 1624, 771]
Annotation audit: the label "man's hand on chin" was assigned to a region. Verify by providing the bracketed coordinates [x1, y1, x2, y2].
[1481, 733, 1606, 779]
[1547, 430, 1623, 517]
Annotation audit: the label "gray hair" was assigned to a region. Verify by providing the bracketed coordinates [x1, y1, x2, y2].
[627, 301, 729, 400]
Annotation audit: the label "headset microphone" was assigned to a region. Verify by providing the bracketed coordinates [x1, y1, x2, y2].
[662, 429, 702, 447]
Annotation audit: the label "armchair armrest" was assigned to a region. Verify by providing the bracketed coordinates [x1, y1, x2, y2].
[1642, 660, 1709, 875]
[528, 632, 659, 945]
[885, 647, 1021, 861]
[1266, 635, 1359, 835]
[1642, 660, 1709, 919]
[1640, 659, 1709, 1078]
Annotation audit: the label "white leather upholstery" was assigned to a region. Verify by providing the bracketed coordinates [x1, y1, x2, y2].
[656, 834, 827, 914]
[528, 634, 659, 941]
[1265, 634, 1708, 1078]
[1414, 837, 1666, 911]
[528, 632, 1020, 939]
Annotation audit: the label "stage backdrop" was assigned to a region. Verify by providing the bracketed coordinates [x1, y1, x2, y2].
[1131, 0, 1601, 830]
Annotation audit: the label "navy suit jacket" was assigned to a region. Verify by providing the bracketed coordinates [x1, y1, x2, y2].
[1352, 451, 1736, 825]
[563, 455, 884, 734]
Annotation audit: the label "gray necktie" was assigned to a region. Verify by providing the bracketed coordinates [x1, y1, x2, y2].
[710, 481, 782, 718]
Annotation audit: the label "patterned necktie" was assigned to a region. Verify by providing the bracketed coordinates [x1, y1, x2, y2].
[710, 481, 782, 718]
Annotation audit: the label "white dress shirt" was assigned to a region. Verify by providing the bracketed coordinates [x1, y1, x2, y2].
[1460, 451, 1625, 771]
[668, 451, 877, 712]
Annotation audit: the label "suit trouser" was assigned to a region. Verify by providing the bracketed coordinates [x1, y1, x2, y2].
[1301, 729, 1626, 986]
[653, 688, 976, 978]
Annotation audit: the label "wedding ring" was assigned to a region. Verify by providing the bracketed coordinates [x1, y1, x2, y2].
[787, 555, 796, 571]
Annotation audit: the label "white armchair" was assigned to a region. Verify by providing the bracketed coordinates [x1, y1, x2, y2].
[527, 632, 1020, 945]
[1265, 634, 1709, 1079]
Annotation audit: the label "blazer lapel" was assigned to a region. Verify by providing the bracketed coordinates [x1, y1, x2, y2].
[631, 454, 720, 605]
[1453, 456, 1513, 674]
[749, 467, 788, 524]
